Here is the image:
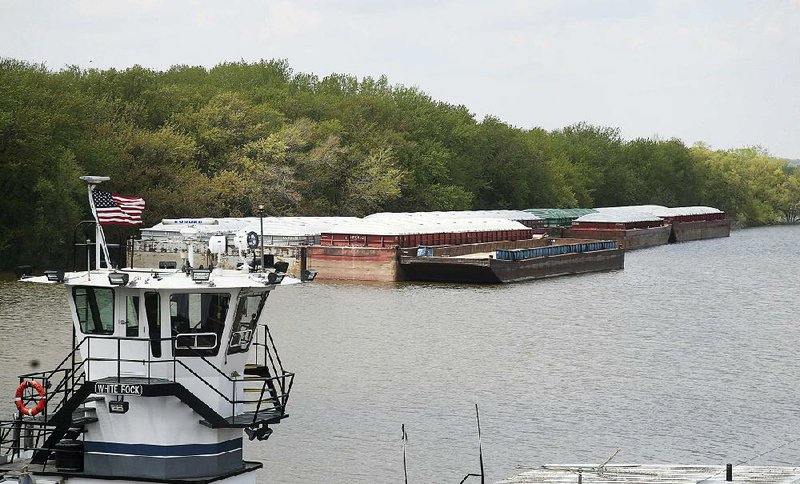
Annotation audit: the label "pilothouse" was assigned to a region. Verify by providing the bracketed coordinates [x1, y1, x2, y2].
[0, 176, 303, 484]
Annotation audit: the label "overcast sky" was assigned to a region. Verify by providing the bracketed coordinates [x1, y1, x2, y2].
[3, 0, 799, 158]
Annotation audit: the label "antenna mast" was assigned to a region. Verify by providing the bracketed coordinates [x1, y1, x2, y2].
[80, 176, 113, 270]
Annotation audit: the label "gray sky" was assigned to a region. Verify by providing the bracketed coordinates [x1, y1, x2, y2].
[3, 0, 799, 158]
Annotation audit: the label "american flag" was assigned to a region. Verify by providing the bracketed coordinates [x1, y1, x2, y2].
[92, 189, 145, 226]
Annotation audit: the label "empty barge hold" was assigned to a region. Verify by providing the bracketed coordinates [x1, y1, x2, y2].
[399, 240, 623, 284]
[563, 211, 671, 250]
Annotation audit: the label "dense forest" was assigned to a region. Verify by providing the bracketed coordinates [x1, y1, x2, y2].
[1, 58, 798, 269]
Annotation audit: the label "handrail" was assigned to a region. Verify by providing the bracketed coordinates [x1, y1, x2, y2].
[12, 331, 291, 427]
[3, 323, 294, 463]
[174, 332, 218, 351]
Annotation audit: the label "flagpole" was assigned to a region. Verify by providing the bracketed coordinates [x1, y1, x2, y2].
[80, 176, 113, 270]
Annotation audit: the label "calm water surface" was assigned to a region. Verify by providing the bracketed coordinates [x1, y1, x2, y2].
[0, 226, 798, 483]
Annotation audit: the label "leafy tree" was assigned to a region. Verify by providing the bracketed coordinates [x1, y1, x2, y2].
[0, 58, 797, 269]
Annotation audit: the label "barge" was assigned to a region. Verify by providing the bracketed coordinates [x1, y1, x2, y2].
[399, 240, 623, 284]
[563, 212, 671, 250]
[657, 206, 731, 242]
[593, 205, 731, 243]
[312, 215, 538, 282]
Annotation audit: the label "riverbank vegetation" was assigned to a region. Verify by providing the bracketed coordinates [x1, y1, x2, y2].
[1, 58, 798, 268]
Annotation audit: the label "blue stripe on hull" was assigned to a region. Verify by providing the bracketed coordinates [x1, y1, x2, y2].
[84, 437, 242, 457]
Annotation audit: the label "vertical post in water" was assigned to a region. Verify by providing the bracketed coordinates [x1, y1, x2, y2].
[402, 424, 408, 484]
[726, 463, 732, 481]
[476, 404, 485, 484]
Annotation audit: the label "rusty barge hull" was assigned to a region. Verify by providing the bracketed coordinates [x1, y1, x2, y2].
[563, 225, 671, 250]
[399, 248, 624, 284]
[307, 246, 401, 282]
[670, 219, 731, 242]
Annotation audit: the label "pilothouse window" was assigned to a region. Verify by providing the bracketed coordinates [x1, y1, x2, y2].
[228, 291, 268, 355]
[126, 296, 139, 337]
[145, 292, 161, 357]
[170, 293, 230, 356]
[73, 287, 114, 335]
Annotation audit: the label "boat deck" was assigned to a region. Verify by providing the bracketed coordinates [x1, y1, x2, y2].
[499, 465, 800, 483]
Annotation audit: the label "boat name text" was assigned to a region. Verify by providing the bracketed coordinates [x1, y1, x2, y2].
[94, 383, 143, 395]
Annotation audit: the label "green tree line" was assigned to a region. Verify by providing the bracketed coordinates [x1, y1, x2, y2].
[1, 58, 798, 269]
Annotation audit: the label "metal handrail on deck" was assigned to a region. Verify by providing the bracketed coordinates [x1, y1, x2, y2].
[12, 332, 291, 428]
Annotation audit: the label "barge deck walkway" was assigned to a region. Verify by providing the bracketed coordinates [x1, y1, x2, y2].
[499, 464, 800, 483]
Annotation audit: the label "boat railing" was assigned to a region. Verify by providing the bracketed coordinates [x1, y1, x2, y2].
[252, 322, 288, 376]
[71, 334, 294, 421]
[0, 419, 59, 463]
[2, 332, 293, 461]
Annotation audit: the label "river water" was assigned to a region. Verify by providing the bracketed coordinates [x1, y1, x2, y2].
[1, 225, 799, 483]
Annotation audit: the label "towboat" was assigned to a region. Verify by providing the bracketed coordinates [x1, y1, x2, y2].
[0, 177, 302, 484]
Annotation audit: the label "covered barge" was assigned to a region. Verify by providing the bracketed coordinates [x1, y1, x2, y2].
[313, 215, 537, 282]
[563, 211, 671, 250]
[656, 206, 730, 242]
[594, 205, 731, 243]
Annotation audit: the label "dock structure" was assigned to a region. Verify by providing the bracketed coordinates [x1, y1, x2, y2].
[499, 464, 800, 483]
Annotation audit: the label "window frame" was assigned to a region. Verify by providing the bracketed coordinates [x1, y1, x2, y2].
[125, 295, 140, 337]
[227, 289, 269, 356]
[145, 291, 161, 357]
[169, 291, 232, 357]
[72, 286, 115, 336]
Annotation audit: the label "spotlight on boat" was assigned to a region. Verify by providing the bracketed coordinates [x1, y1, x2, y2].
[302, 269, 317, 282]
[44, 270, 65, 283]
[267, 272, 285, 285]
[107, 272, 129, 286]
[191, 269, 212, 283]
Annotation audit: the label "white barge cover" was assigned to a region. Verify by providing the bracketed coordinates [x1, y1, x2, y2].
[365, 210, 542, 223]
[595, 205, 723, 218]
[141, 217, 360, 240]
[574, 211, 664, 224]
[325, 217, 530, 236]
